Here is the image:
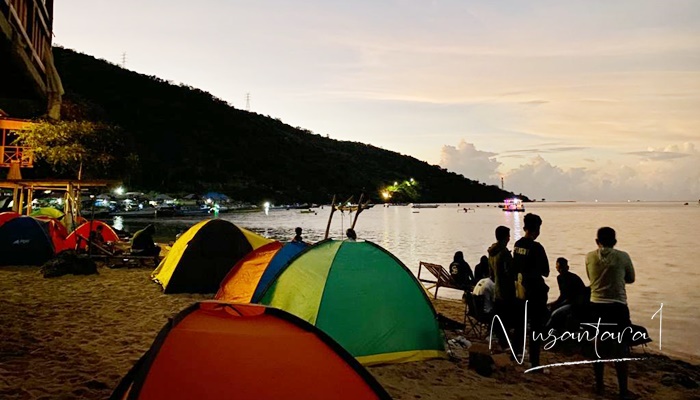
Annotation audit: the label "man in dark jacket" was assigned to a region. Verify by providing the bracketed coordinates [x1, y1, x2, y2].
[488, 225, 515, 352]
[512, 213, 549, 368]
[131, 224, 160, 256]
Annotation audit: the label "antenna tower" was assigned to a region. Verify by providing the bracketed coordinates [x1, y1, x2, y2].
[245, 93, 251, 111]
[121, 52, 127, 68]
[501, 177, 504, 190]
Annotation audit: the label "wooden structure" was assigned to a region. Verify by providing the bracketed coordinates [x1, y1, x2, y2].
[0, 0, 63, 119]
[0, 179, 116, 230]
[0, 117, 33, 179]
[417, 261, 463, 299]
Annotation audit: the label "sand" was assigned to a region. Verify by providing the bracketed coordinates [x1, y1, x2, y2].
[0, 264, 698, 400]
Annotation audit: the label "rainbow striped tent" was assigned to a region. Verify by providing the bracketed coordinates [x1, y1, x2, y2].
[258, 239, 446, 365]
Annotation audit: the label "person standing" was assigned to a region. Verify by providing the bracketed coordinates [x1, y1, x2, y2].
[487, 225, 515, 352]
[512, 213, 549, 368]
[586, 227, 635, 399]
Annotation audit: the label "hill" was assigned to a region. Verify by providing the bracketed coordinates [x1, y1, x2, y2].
[24, 47, 528, 204]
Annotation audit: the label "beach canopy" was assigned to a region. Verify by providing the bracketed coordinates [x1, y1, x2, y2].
[215, 241, 283, 303]
[110, 302, 391, 400]
[251, 241, 308, 302]
[0, 211, 20, 228]
[0, 216, 55, 265]
[64, 220, 121, 251]
[258, 239, 446, 365]
[152, 219, 272, 294]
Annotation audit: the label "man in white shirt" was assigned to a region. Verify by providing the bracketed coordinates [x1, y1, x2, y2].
[472, 276, 495, 315]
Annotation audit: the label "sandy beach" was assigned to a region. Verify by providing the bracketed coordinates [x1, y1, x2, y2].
[1, 264, 698, 400]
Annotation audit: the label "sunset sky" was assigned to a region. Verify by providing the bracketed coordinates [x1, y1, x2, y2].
[53, 1, 700, 201]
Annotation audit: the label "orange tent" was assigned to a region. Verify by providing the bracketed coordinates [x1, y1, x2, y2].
[64, 221, 120, 251]
[110, 302, 391, 400]
[215, 241, 283, 303]
[0, 211, 20, 228]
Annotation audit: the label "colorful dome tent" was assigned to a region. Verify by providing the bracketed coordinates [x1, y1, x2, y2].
[30, 207, 64, 220]
[215, 241, 283, 303]
[110, 302, 391, 400]
[0, 216, 55, 265]
[64, 220, 121, 251]
[0, 211, 20, 228]
[250, 241, 308, 302]
[216, 241, 308, 304]
[258, 239, 446, 365]
[152, 219, 272, 294]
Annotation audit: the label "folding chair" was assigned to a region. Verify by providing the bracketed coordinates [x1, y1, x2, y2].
[463, 292, 490, 339]
[417, 261, 463, 298]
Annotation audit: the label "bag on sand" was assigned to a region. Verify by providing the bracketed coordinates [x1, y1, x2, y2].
[515, 273, 527, 300]
[40, 251, 98, 278]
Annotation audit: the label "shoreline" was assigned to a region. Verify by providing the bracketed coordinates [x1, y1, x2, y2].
[1, 265, 698, 399]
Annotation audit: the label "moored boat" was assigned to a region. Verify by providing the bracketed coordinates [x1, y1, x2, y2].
[502, 198, 525, 212]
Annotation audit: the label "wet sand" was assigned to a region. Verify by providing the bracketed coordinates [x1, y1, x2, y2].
[0, 265, 698, 399]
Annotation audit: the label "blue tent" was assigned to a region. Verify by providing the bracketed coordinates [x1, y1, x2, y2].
[251, 241, 307, 302]
[203, 192, 230, 201]
[0, 216, 54, 266]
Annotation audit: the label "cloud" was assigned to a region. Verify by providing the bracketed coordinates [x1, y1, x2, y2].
[627, 151, 690, 161]
[439, 140, 502, 184]
[502, 143, 700, 201]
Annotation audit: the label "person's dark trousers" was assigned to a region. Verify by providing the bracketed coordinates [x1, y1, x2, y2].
[527, 299, 549, 367]
[491, 299, 516, 352]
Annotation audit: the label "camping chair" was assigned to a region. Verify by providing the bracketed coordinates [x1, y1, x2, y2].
[463, 292, 490, 339]
[77, 234, 161, 268]
[417, 261, 463, 298]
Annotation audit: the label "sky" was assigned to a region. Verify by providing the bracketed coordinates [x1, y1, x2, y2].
[52, 1, 700, 201]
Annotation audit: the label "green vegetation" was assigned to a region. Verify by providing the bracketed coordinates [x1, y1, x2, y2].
[18, 47, 527, 204]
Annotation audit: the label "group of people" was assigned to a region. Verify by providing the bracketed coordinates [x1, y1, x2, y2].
[449, 213, 636, 399]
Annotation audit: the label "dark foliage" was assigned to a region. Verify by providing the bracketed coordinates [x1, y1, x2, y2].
[40, 47, 527, 204]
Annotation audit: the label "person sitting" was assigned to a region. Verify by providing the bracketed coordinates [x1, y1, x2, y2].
[550, 257, 586, 311]
[547, 257, 586, 331]
[472, 276, 495, 316]
[292, 227, 305, 243]
[345, 228, 357, 241]
[473, 255, 490, 282]
[449, 251, 474, 290]
[131, 224, 160, 257]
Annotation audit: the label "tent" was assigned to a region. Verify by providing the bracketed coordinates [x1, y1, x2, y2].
[110, 302, 391, 400]
[30, 207, 64, 220]
[215, 241, 283, 303]
[250, 241, 308, 302]
[0, 216, 55, 265]
[34, 217, 69, 253]
[152, 219, 272, 294]
[0, 211, 20, 228]
[63, 220, 121, 251]
[258, 239, 446, 365]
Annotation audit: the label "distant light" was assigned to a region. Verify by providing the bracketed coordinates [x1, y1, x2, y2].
[410, 178, 414, 182]
[114, 186, 125, 195]
[263, 201, 270, 215]
[382, 191, 390, 199]
[394, 182, 398, 186]
[43, 190, 52, 194]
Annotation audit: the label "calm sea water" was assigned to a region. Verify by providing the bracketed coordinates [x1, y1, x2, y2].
[113, 202, 700, 359]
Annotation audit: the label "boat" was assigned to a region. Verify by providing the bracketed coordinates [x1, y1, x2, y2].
[410, 203, 439, 209]
[502, 198, 525, 212]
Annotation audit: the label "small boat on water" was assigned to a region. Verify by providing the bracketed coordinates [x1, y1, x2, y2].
[410, 203, 439, 209]
[502, 198, 525, 212]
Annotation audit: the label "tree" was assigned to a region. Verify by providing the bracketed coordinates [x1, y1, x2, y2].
[17, 120, 135, 179]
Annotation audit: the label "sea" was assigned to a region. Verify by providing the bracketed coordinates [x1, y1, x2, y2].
[113, 201, 700, 360]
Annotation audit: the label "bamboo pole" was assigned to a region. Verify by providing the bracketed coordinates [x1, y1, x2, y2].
[323, 195, 336, 240]
[351, 196, 370, 230]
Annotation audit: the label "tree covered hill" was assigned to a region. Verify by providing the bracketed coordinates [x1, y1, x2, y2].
[44, 47, 525, 203]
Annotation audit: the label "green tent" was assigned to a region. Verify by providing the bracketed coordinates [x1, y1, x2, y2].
[258, 239, 446, 365]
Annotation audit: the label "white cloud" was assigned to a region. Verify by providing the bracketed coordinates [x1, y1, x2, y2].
[439, 140, 501, 184]
[504, 143, 700, 201]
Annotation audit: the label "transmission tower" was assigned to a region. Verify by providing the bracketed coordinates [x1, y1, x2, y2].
[121, 52, 127, 68]
[245, 93, 251, 111]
